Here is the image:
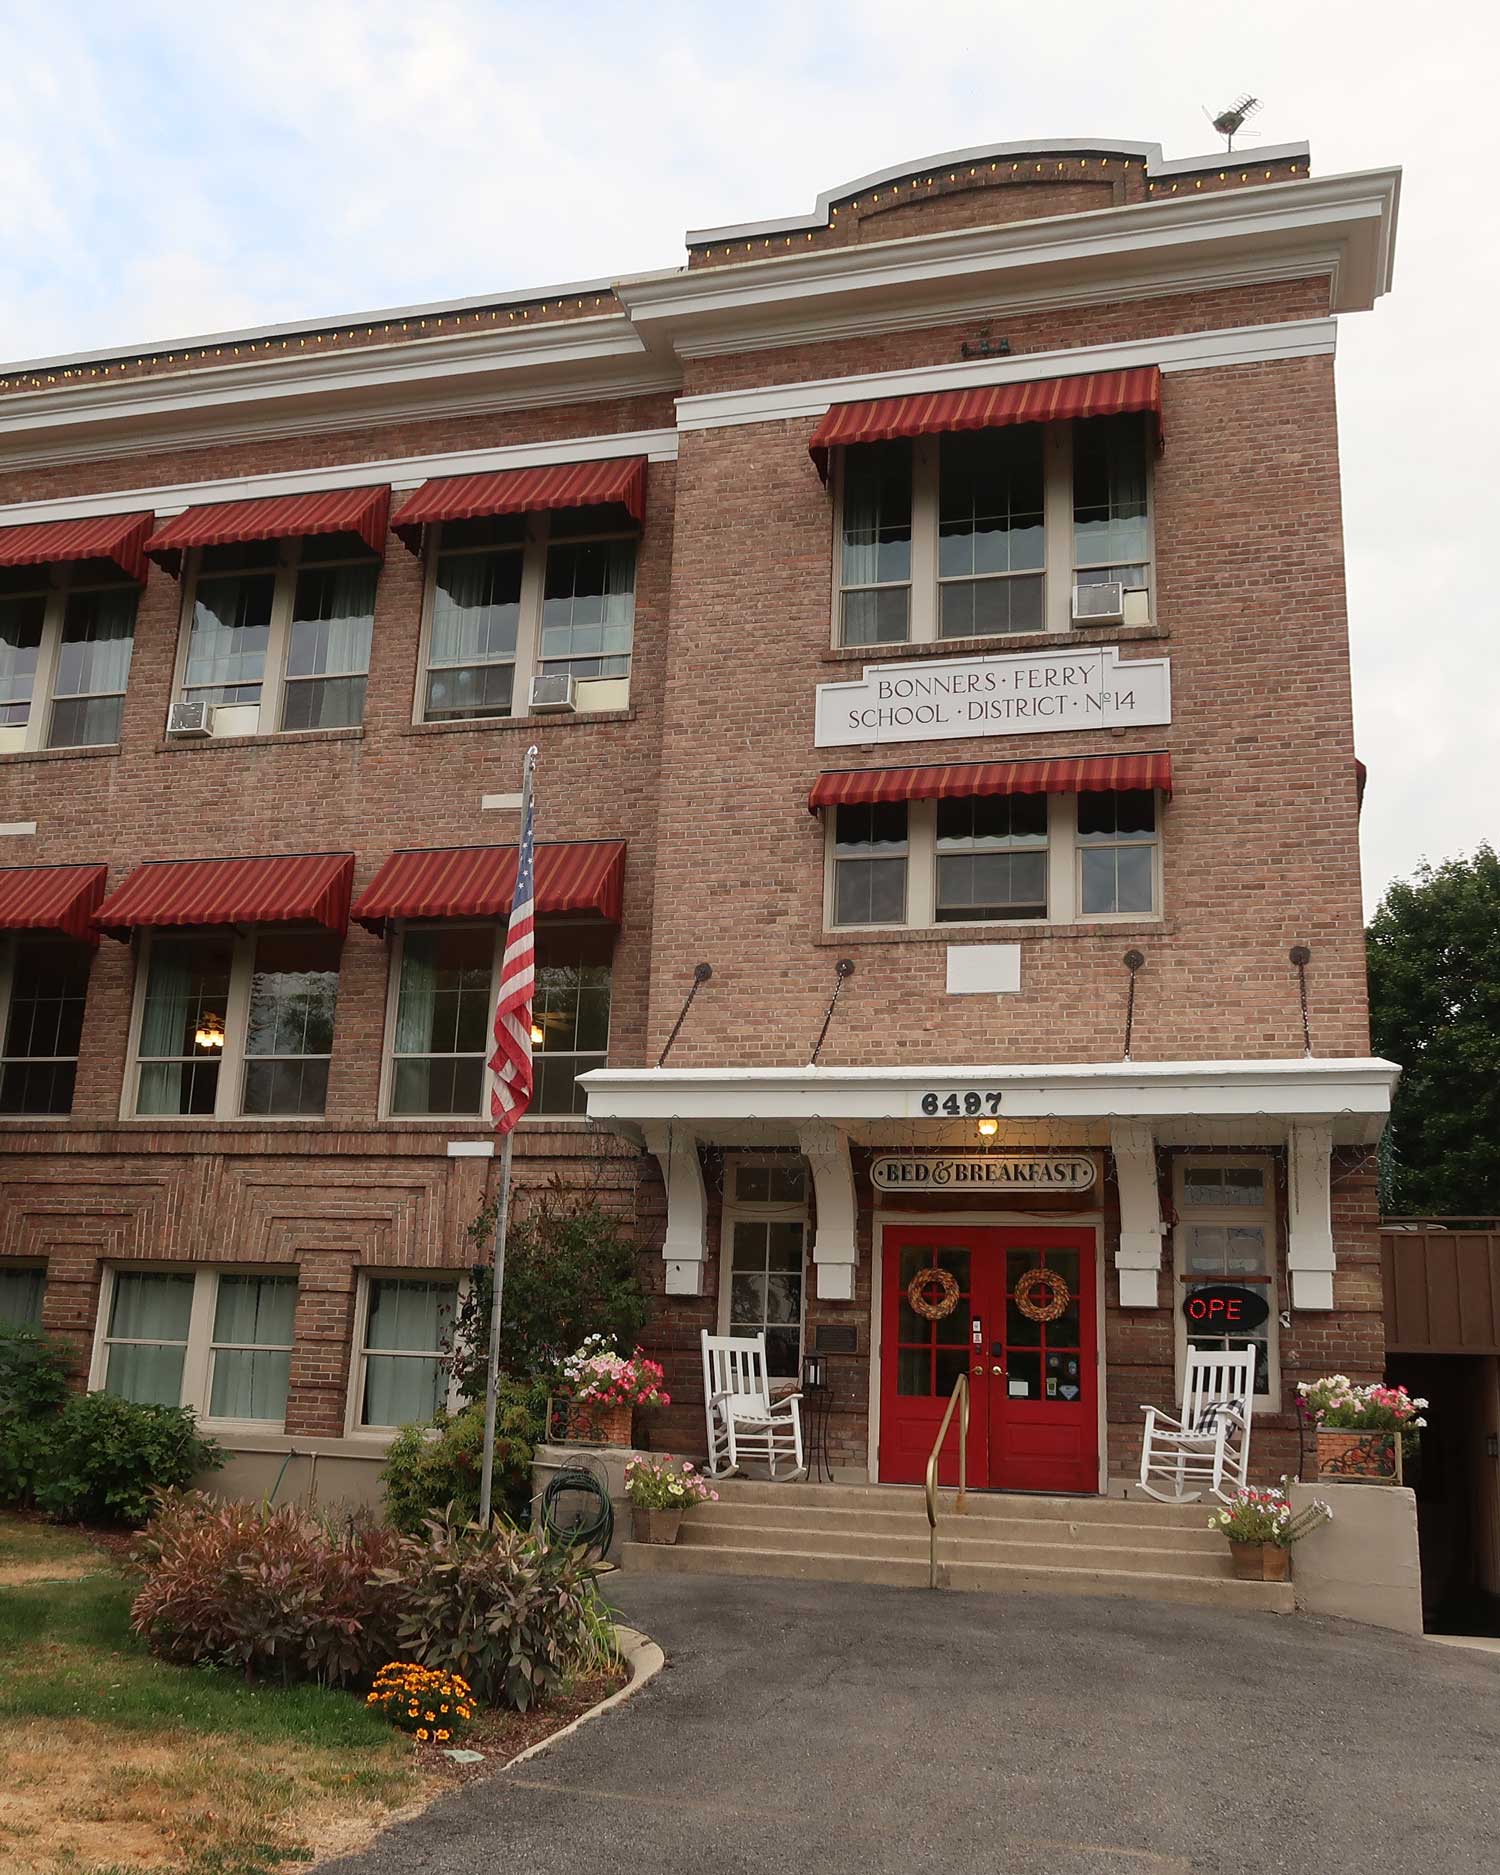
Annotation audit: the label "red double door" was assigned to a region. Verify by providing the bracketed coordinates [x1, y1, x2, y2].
[879, 1225, 1099, 1494]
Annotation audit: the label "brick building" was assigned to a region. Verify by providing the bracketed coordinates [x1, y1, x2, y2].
[0, 136, 1402, 1500]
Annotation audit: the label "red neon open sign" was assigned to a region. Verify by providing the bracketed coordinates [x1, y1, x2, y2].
[1181, 1285, 1270, 1331]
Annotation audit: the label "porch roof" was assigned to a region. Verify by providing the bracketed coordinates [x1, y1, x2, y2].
[580, 1056, 1400, 1145]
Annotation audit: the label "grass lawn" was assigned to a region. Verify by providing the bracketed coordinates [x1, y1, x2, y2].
[0, 1513, 421, 1875]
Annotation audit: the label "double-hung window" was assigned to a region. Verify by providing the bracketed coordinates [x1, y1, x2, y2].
[129, 929, 341, 1119]
[1174, 1159, 1279, 1408]
[419, 509, 637, 722]
[827, 789, 1163, 930]
[175, 533, 378, 736]
[386, 923, 610, 1118]
[0, 565, 138, 753]
[0, 937, 92, 1116]
[719, 1160, 808, 1379]
[94, 1266, 298, 1427]
[834, 415, 1151, 645]
[355, 1275, 460, 1429]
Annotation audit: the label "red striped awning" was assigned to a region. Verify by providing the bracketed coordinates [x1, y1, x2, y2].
[93, 852, 355, 941]
[808, 753, 1172, 812]
[809, 367, 1162, 478]
[143, 486, 390, 576]
[351, 841, 626, 934]
[0, 863, 109, 943]
[391, 458, 647, 553]
[0, 512, 154, 583]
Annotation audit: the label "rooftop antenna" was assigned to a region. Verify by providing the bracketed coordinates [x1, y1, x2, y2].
[1207, 93, 1262, 151]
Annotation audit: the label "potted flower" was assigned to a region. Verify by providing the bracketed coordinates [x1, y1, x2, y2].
[1208, 1485, 1332, 1581]
[555, 1334, 670, 1447]
[1297, 1375, 1427, 1484]
[624, 1453, 719, 1544]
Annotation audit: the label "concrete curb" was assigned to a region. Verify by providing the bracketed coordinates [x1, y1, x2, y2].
[499, 1624, 665, 1773]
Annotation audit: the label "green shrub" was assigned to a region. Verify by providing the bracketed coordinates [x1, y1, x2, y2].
[131, 1491, 404, 1686]
[34, 1392, 223, 1526]
[0, 1325, 72, 1416]
[380, 1382, 545, 1535]
[373, 1507, 599, 1711]
[445, 1182, 647, 1400]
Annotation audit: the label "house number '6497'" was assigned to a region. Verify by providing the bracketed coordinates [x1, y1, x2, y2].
[921, 1091, 1003, 1116]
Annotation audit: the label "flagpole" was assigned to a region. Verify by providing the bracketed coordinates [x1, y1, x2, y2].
[478, 745, 538, 1526]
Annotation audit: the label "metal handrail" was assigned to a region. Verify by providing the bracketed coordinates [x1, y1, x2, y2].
[923, 1371, 970, 1590]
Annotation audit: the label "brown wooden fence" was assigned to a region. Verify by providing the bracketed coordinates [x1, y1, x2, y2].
[1381, 1221, 1500, 1354]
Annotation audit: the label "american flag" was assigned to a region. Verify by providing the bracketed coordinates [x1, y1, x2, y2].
[488, 766, 536, 1132]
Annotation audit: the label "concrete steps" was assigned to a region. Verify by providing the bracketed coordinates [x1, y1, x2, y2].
[621, 1480, 1294, 1614]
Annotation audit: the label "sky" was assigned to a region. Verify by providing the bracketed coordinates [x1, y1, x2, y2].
[1, 0, 1493, 916]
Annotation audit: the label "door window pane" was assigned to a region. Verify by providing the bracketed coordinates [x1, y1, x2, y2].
[209, 1274, 296, 1421]
[104, 1271, 194, 1405]
[360, 1277, 457, 1426]
[135, 936, 233, 1116]
[840, 443, 912, 645]
[0, 938, 91, 1115]
[727, 1217, 804, 1376]
[48, 587, 137, 747]
[389, 928, 493, 1116]
[896, 1245, 972, 1395]
[241, 933, 341, 1117]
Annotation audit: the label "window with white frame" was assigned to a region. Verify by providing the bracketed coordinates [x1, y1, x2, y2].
[0, 564, 138, 753]
[93, 1265, 298, 1425]
[129, 929, 341, 1119]
[826, 789, 1162, 930]
[419, 508, 637, 722]
[719, 1160, 808, 1379]
[174, 533, 379, 735]
[0, 1264, 45, 1329]
[355, 1275, 460, 1429]
[833, 416, 1152, 647]
[385, 922, 611, 1119]
[1174, 1158, 1279, 1406]
[0, 937, 93, 1116]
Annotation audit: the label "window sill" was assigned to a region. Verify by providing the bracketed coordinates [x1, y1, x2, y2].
[399, 710, 636, 739]
[153, 727, 364, 754]
[816, 918, 1174, 946]
[0, 742, 121, 766]
[819, 622, 1168, 666]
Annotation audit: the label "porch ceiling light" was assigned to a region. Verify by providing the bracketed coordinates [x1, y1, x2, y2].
[976, 1117, 999, 1138]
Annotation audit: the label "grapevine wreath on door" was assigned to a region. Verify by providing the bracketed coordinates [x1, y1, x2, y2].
[1013, 1266, 1071, 1324]
[906, 1267, 961, 1321]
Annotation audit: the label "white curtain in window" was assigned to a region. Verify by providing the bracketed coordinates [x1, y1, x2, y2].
[361, 1279, 456, 1427]
[56, 589, 136, 697]
[137, 943, 196, 1111]
[293, 566, 376, 676]
[431, 557, 511, 664]
[393, 941, 439, 1055]
[362, 1352, 445, 1427]
[841, 463, 882, 588]
[208, 1274, 296, 1420]
[105, 1271, 193, 1406]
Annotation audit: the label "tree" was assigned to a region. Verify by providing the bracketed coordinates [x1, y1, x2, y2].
[1367, 845, 1500, 1216]
[444, 1179, 648, 1402]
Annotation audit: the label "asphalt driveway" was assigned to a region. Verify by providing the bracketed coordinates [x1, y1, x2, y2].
[324, 1575, 1500, 1875]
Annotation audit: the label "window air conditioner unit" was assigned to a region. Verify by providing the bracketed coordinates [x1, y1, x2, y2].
[528, 673, 577, 714]
[167, 700, 213, 737]
[1072, 580, 1126, 625]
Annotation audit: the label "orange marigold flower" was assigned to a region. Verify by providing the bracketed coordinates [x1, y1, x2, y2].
[437, 1730, 450, 1741]
[416, 1728, 429, 1742]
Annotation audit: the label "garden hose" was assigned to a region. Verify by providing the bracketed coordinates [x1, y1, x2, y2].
[540, 1462, 614, 1561]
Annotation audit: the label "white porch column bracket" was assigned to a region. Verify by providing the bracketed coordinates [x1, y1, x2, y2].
[1110, 1119, 1164, 1308]
[800, 1121, 858, 1302]
[1287, 1120, 1336, 1311]
[640, 1123, 707, 1297]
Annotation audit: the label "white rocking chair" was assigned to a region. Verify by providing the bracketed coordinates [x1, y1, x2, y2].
[701, 1331, 805, 1480]
[1139, 1349, 1255, 1504]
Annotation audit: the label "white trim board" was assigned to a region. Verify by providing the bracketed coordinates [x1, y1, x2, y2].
[0, 428, 679, 530]
[675, 318, 1337, 432]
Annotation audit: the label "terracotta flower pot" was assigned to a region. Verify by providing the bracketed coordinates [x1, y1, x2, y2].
[560, 1399, 635, 1447]
[1229, 1540, 1290, 1582]
[631, 1506, 683, 1545]
[1317, 1427, 1399, 1483]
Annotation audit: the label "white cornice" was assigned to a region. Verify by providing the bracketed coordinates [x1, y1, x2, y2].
[0, 427, 678, 528]
[622, 169, 1399, 343]
[686, 139, 1310, 243]
[675, 317, 1337, 432]
[581, 1056, 1398, 1144]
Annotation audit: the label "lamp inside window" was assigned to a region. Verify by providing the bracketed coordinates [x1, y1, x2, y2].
[193, 1012, 226, 1051]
